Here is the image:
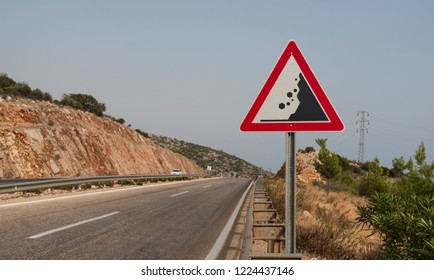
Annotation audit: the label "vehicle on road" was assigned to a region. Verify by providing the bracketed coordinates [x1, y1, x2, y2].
[171, 169, 182, 175]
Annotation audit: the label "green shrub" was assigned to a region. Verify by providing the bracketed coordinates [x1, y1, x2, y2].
[393, 143, 433, 196]
[60, 93, 106, 117]
[357, 157, 391, 197]
[116, 118, 126, 124]
[357, 192, 434, 259]
[0, 74, 53, 101]
[135, 129, 149, 138]
[0, 73, 16, 88]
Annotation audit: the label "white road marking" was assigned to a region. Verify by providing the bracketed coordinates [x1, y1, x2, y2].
[206, 180, 253, 260]
[28, 211, 120, 239]
[0, 179, 202, 208]
[170, 191, 189, 197]
[204, 182, 225, 188]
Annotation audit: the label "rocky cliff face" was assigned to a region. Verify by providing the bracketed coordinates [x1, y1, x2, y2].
[0, 97, 204, 178]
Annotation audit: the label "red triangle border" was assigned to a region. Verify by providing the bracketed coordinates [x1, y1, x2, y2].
[240, 40, 344, 132]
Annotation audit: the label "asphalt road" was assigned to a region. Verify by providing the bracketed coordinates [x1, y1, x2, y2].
[0, 177, 251, 259]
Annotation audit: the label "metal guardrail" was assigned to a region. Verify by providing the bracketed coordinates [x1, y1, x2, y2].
[0, 174, 207, 195]
[250, 178, 303, 260]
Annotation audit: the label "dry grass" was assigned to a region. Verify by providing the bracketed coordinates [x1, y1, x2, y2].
[264, 177, 381, 259]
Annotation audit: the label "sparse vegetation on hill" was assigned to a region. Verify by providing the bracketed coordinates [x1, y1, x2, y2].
[150, 134, 269, 177]
[0, 73, 52, 102]
[0, 73, 114, 119]
[266, 140, 433, 259]
[266, 153, 381, 260]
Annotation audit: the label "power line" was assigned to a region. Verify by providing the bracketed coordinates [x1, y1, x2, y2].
[356, 111, 369, 163]
[328, 123, 358, 149]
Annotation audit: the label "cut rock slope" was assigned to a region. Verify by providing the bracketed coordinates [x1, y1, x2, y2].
[0, 97, 204, 178]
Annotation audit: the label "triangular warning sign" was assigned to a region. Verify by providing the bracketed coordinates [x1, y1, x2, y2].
[240, 40, 344, 132]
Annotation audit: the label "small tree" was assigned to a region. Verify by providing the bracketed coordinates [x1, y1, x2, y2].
[314, 138, 342, 181]
[6, 82, 32, 97]
[60, 93, 106, 116]
[0, 73, 16, 89]
[391, 156, 406, 178]
[116, 118, 126, 125]
[357, 157, 390, 197]
[32, 88, 53, 102]
[394, 142, 433, 196]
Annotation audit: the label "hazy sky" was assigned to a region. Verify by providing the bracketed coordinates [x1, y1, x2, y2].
[2, 0, 433, 172]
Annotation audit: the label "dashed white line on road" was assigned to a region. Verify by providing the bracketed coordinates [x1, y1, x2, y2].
[28, 211, 120, 239]
[170, 191, 189, 197]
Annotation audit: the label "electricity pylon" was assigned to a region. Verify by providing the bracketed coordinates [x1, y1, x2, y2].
[356, 111, 369, 163]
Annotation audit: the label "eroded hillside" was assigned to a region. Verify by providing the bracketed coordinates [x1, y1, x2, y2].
[0, 97, 204, 178]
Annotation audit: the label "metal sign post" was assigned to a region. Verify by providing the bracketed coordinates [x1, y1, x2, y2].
[285, 132, 296, 254]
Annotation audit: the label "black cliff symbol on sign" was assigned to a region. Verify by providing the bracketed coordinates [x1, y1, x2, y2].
[261, 73, 329, 122]
[288, 73, 328, 121]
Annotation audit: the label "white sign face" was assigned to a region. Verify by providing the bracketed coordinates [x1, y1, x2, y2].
[253, 56, 301, 123]
[207, 166, 212, 171]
